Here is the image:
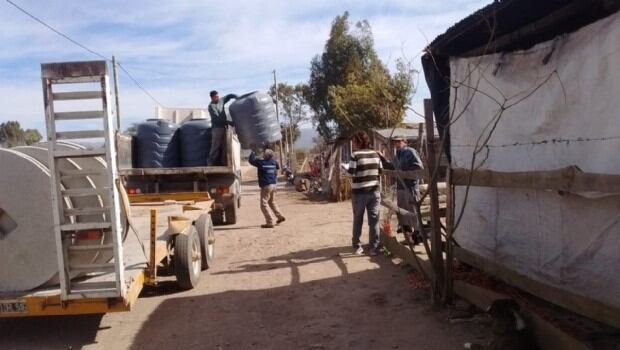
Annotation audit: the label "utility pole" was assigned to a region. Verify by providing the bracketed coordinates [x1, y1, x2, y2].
[273, 70, 284, 170]
[112, 56, 121, 131]
[289, 109, 296, 170]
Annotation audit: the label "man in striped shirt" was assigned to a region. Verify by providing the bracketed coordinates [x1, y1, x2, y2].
[347, 131, 382, 256]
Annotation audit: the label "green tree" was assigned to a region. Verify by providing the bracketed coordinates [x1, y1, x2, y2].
[308, 12, 414, 139]
[0, 121, 41, 147]
[269, 82, 311, 144]
[279, 122, 301, 145]
[23, 128, 42, 145]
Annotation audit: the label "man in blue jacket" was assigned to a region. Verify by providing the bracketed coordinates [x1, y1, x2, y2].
[249, 148, 285, 228]
[208, 90, 238, 166]
[380, 136, 424, 245]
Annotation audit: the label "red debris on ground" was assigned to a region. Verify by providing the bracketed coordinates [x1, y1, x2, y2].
[452, 263, 497, 291]
[408, 270, 431, 290]
[382, 218, 393, 237]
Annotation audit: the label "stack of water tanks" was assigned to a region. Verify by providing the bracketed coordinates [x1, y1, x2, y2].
[133, 118, 213, 168]
[132, 90, 282, 168]
[134, 119, 181, 168]
[178, 118, 212, 167]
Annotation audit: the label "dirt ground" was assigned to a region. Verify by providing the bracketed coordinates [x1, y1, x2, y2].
[0, 180, 489, 350]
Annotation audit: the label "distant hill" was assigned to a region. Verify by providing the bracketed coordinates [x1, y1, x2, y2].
[295, 127, 317, 150]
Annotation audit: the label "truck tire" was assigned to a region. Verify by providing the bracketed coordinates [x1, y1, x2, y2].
[174, 227, 201, 290]
[225, 203, 237, 225]
[195, 214, 215, 270]
[211, 209, 224, 225]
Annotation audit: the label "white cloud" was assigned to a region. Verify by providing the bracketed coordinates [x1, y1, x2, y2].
[0, 0, 489, 132]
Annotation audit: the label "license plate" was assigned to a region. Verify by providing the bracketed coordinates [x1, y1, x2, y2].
[0, 299, 28, 314]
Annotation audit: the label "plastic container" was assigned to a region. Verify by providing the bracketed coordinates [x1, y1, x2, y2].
[228, 91, 282, 149]
[179, 118, 212, 167]
[134, 119, 180, 168]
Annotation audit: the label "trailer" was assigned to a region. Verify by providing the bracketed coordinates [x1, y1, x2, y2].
[0, 60, 215, 318]
[0, 192, 215, 317]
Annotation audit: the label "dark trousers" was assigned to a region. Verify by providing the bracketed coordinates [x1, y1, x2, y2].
[208, 127, 227, 166]
[351, 191, 380, 249]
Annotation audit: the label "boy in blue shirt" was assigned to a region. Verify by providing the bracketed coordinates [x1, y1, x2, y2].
[249, 148, 286, 228]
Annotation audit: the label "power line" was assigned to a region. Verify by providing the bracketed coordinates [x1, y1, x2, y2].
[116, 63, 164, 106]
[5, 0, 108, 61]
[5, 0, 164, 107]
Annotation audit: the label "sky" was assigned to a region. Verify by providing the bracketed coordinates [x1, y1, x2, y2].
[0, 0, 489, 133]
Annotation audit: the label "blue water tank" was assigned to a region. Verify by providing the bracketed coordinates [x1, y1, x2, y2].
[134, 119, 180, 168]
[179, 118, 212, 167]
[229, 91, 282, 149]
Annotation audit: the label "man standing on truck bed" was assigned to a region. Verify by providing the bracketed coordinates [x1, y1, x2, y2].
[249, 148, 286, 228]
[208, 90, 238, 166]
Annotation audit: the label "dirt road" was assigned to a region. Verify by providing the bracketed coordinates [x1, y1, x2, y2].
[1, 182, 486, 350]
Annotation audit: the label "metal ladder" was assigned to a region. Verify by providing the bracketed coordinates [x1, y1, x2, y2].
[41, 61, 125, 300]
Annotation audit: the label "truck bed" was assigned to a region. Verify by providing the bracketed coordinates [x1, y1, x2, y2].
[119, 166, 236, 176]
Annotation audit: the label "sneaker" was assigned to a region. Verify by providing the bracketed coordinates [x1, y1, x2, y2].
[276, 217, 286, 224]
[413, 231, 423, 245]
[369, 248, 379, 256]
[261, 224, 274, 228]
[353, 246, 364, 255]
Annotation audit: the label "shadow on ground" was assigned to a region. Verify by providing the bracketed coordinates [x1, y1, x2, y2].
[128, 246, 462, 350]
[0, 314, 104, 349]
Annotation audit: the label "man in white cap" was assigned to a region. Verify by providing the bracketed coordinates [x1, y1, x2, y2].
[380, 135, 424, 245]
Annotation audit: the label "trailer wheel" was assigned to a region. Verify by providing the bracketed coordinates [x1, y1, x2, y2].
[195, 214, 215, 270]
[174, 227, 201, 290]
[225, 203, 237, 225]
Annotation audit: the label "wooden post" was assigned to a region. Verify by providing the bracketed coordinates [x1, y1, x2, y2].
[335, 147, 342, 201]
[442, 167, 454, 304]
[417, 122, 424, 154]
[147, 208, 158, 284]
[424, 98, 445, 306]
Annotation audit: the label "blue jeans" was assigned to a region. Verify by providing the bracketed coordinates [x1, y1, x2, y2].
[351, 191, 381, 249]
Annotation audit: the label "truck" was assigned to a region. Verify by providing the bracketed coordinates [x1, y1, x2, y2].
[118, 106, 242, 225]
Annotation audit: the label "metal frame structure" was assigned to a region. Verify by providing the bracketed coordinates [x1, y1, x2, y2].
[42, 60, 125, 300]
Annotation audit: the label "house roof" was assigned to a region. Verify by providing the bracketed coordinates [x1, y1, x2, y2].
[374, 128, 420, 140]
[373, 125, 440, 141]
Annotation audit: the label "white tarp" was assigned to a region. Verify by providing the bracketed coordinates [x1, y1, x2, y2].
[450, 11, 620, 308]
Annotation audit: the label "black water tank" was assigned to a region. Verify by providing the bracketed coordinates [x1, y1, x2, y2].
[134, 119, 180, 168]
[229, 91, 281, 149]
[179, 118, 212, 167]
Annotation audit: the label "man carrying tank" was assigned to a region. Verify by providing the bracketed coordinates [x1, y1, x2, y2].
[249, 148, 286, 228]
[208, 90, 238, 166]
[379, 135, 424, 245]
